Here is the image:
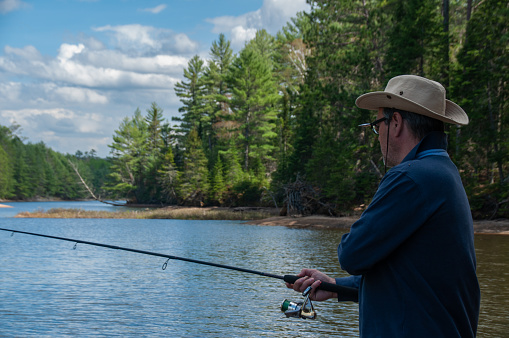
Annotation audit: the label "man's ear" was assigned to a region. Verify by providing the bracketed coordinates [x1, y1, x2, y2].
[392, 112, 404, 137]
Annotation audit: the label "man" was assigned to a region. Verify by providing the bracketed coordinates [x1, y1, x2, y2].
[287, 75, 480, 337]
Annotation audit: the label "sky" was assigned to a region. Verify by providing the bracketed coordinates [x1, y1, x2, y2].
[0, 0, 310, 158]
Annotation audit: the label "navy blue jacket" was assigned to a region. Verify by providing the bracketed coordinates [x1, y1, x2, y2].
[336, 132, 480, 337]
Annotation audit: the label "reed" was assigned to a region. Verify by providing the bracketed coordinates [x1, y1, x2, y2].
[15, 207, 277, 221]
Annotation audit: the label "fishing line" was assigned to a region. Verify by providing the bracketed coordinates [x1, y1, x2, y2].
[0, 227, 358, 302]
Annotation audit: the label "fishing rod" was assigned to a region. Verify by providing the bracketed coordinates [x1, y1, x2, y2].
[0, 227, 358, 318]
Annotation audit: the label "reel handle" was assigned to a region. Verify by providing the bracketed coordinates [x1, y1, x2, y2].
[283, 275, 358, 302]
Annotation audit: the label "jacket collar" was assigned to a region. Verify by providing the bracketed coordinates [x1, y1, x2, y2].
[401, 131, 448, 164]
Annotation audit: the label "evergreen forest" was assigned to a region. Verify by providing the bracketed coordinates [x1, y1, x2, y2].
[1, 0, 507, 218]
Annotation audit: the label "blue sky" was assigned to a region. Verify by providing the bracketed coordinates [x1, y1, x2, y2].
[0, 0, 309, 157]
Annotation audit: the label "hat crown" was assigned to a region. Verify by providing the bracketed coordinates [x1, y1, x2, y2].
[355, 74, 468, 125]
[385, 75, 446, 116]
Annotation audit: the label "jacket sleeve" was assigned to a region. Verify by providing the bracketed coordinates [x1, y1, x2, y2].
[335, 276, 361, 302]
[338, 169, 432, 276]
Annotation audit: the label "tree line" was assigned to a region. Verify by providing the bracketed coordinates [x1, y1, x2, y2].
[1, 0, 507, 218]
[0, 124, 110, 200]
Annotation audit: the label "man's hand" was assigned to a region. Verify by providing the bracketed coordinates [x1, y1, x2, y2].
[285, 268, 337, 301]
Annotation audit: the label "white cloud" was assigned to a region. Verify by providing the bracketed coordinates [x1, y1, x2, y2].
[0, 107, 116, 154]
[0, 26, 187, 156]
[94, 24, 158, 49]
[0, 82, 22, 102]
[0, 0, 30, 14]
[58, 43, 85, 61]
[81, 50, 188, 75]
[260, 0, 309, 31]
[0, 83, 181, 156]
[2, 107, 74, 122]
[231, 26, 258, 48]
[207, 14, 260, 37]
[93, 24, 199, 55]
[206, 0, 309, 49]
[52, 86, 108, 104]
[4, 45, 42, 60]
[1, 43, 181, 89]
[140, 4, 167, 14]
[173, 33, 199, 55]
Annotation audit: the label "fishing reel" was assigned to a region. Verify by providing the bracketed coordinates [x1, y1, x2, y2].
[281, 286, 317, 320]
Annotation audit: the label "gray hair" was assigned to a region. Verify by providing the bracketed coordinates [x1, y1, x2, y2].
[383, 107, 444, 140]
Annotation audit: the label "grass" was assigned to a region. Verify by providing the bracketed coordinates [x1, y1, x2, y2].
[15, 206, 279, 221]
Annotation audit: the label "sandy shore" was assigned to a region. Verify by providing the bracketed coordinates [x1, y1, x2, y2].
[247, 215, 509, 235]
[0, 204, 13, 208]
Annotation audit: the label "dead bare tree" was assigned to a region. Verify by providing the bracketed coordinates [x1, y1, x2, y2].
[282, 175, 336, 216]
[67, 160, 125, 207]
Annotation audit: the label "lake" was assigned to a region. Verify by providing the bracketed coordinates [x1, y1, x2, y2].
[0, 201, 507, 337]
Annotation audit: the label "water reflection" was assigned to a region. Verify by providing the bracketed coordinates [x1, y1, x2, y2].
[475, 234, 509, 336]
[0, 202, 507, 336]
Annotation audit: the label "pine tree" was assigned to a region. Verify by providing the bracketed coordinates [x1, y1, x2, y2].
[219, 139, 245, 197]
[247, 29, 277, 65]
[145, 102, 165, 153]
[228, 44, 279, 174]
[144, 102, 166, 201]
[272, 13, 311, 183]
[176, 128, 209, 205]
[203, 34, 234, 156]
[11, 141, 31, 199]
[0, 126, 14, 198]
[0, 145, 13, 198]
[282, 0, 386, 210]
[453, 0, 508, 190]
[157, 146, 178, 204]
[108, 108, 150, 203]
[209, 155, 226, 205]
[173, 55, 208, 143]
[385, 0, 445, 79]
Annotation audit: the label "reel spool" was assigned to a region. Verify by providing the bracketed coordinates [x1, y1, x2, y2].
[281, 286, 317, 319]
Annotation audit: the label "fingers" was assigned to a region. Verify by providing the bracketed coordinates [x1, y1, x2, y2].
[285, 269, 336, 302]
[310, 279, 322, 300]
[297, 268, 316, 278]
[292, 275, 317, 293]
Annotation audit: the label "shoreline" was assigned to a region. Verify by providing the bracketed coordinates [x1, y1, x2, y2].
[3, 201, 508, 235]
[247, 215, 509, 235]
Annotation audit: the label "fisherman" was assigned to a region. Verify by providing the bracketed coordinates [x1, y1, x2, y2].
[286, 75, 480, 337]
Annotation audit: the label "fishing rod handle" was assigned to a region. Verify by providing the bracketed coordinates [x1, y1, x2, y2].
[283, 275, 358, 302]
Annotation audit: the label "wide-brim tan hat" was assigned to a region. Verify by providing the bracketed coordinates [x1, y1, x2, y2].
[356, 75, 469, 125]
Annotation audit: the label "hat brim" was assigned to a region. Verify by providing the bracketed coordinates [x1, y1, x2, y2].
[356, 92, 469, 126]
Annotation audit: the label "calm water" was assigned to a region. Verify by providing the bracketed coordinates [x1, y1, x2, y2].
[0, 202, 507, 337]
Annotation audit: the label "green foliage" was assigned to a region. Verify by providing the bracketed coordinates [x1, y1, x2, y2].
[449, 0, 509, 217]
[227, 41, 279, 172]
[209, 155, 226, 205]
[173, 55, 209, 143]
[157, 146, 178, 204]
[176, 128, 209, 205]
[277, 0, 385, 211]
[2, 1, 506, 218]
[0, 123, 108, 201]
[203, 33, 235, 157]
[385, 0, 445, 79]
[232, 179, 264, 206]
[107, 107, 164, 204]
[0, 144, 13, 198]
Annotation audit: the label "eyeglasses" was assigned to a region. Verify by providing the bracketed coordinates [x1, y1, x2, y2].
[359, 117, 388, 135]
